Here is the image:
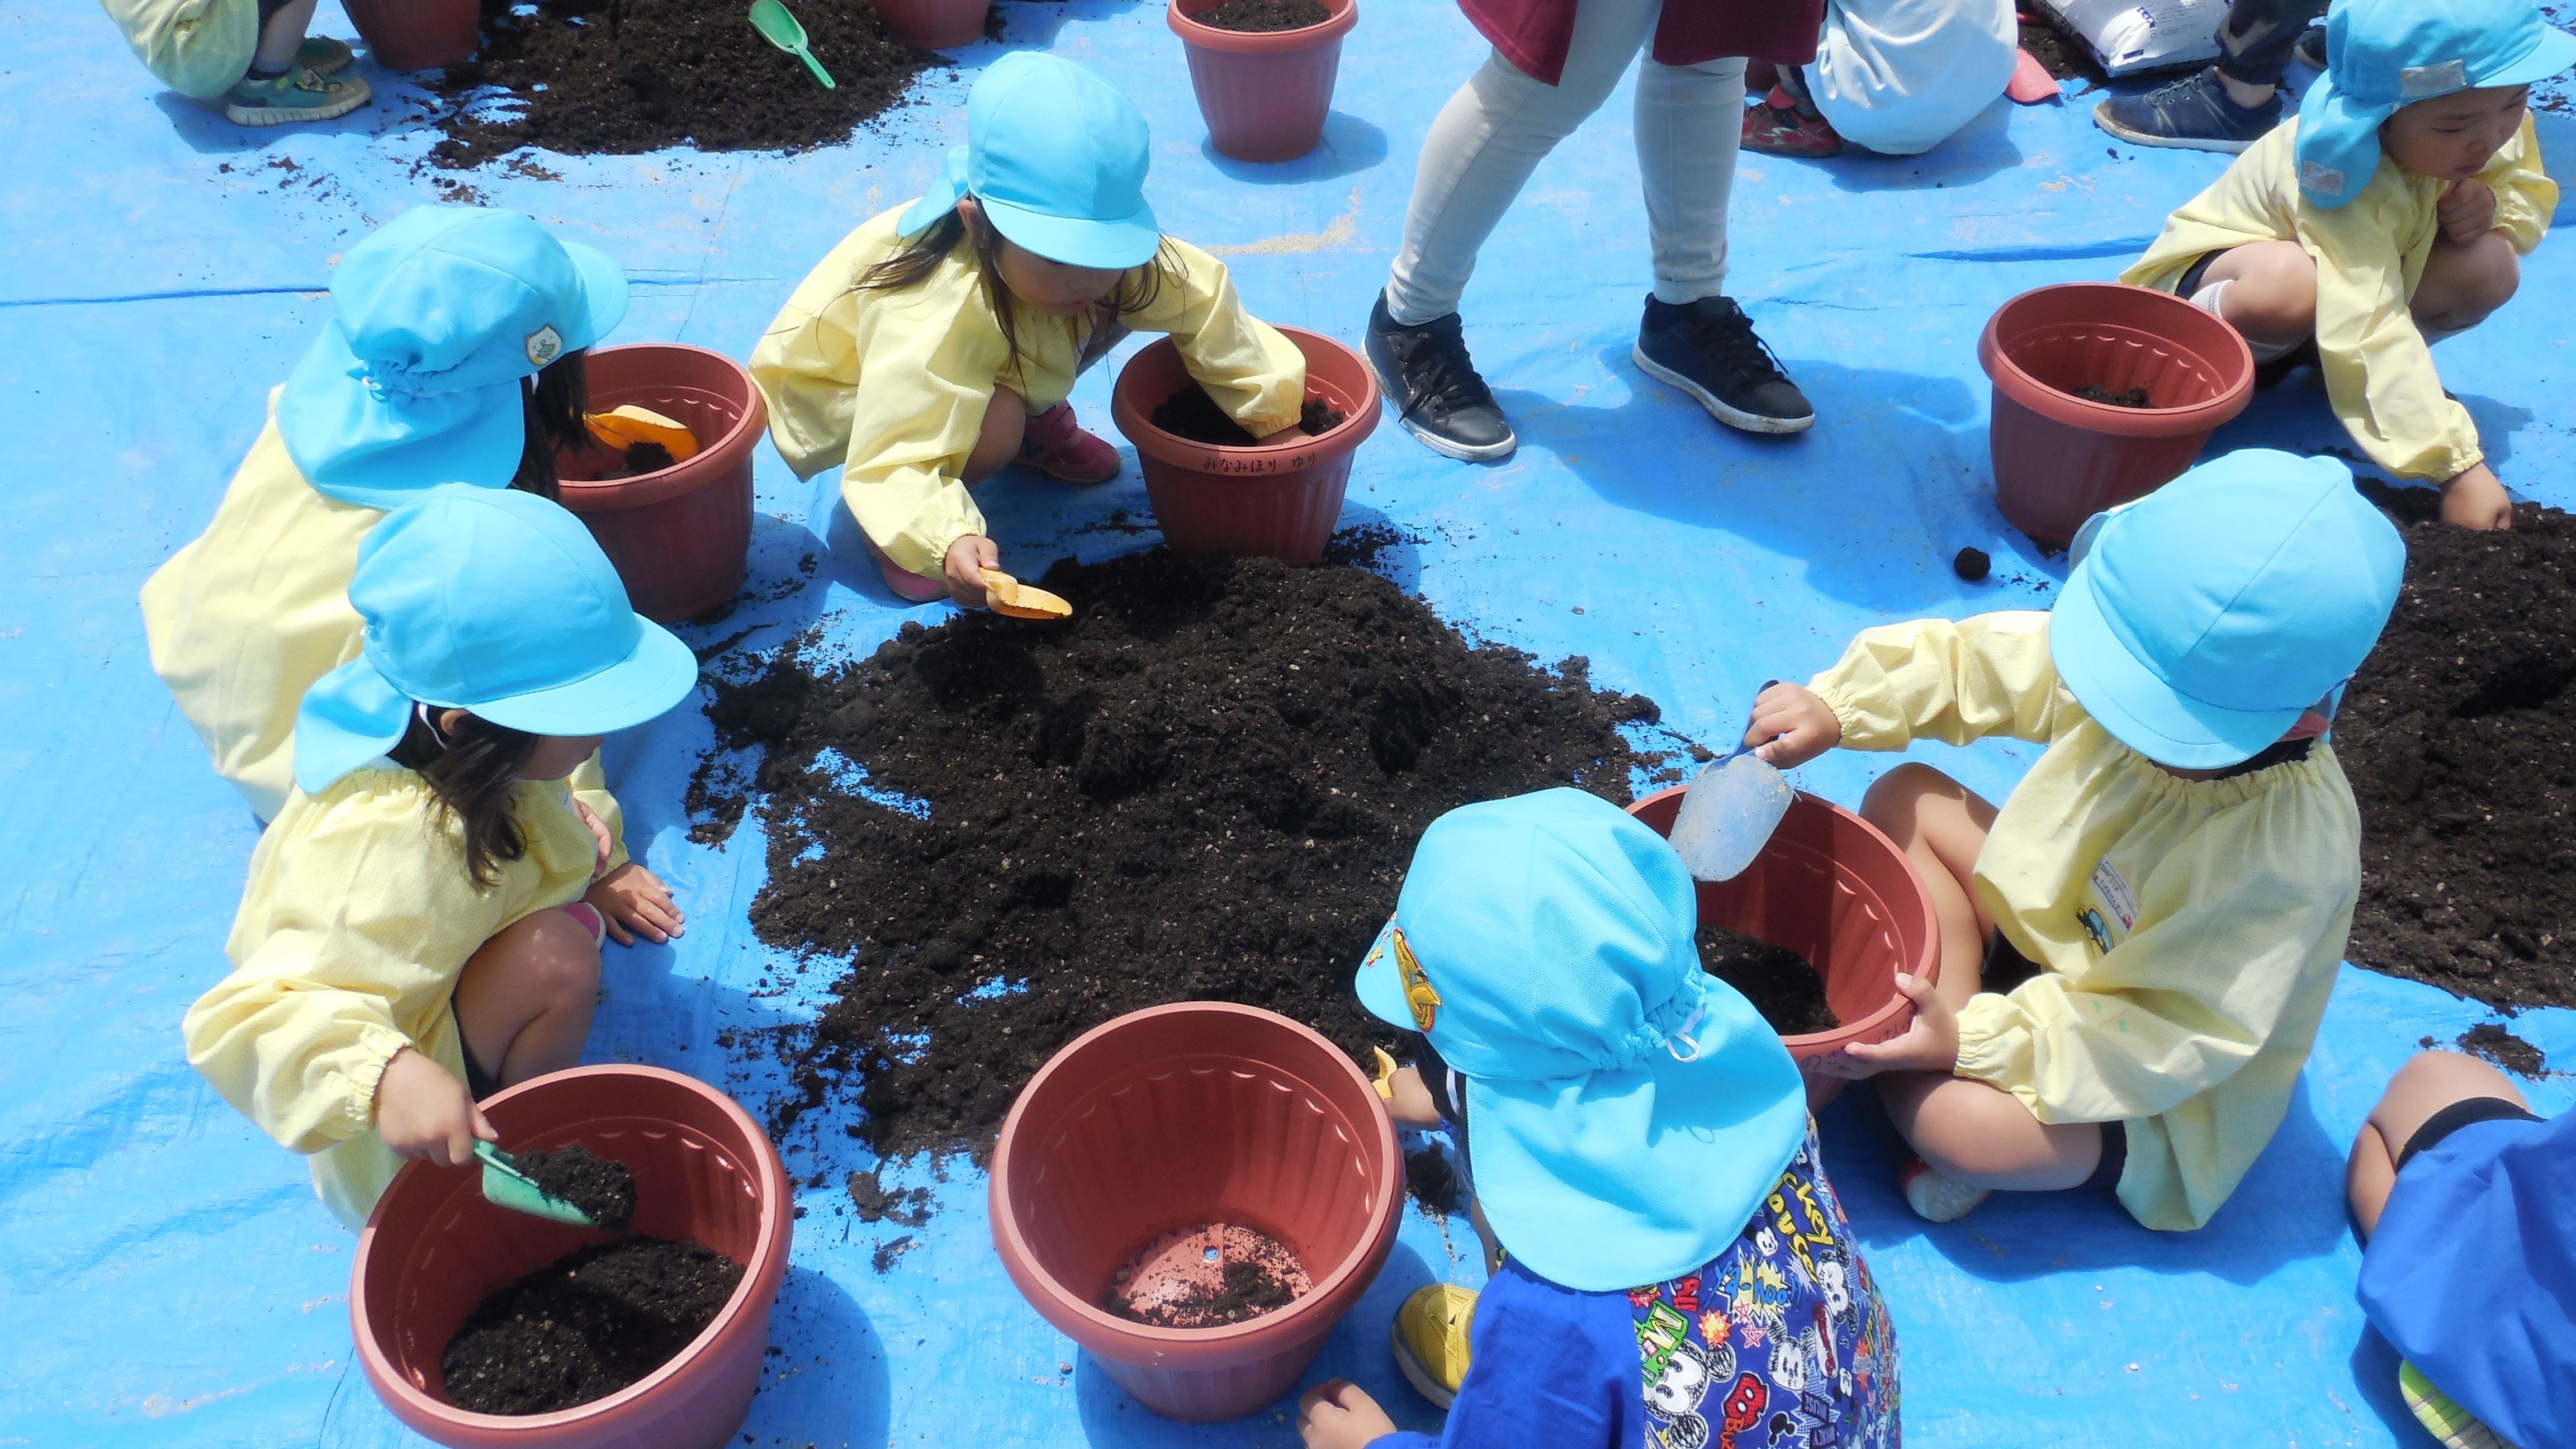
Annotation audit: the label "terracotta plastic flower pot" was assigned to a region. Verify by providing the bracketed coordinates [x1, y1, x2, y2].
[1167, 0, 1358, 162]
[1108, 325, 1381, 565]
[343, 0, 479, 69]
[991, 1002, 1402, 1422]
[874, 0, 988, 50]
[351, 1065, 793, 1449]
[1978, 281, 2255, 550]
[557, 343, 766, 623]
[1628, 787, 1939, 1111]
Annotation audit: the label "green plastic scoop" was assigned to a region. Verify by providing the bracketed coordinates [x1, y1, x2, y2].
[472, 1140, 601, 1228]
[749, 0, 837, 89]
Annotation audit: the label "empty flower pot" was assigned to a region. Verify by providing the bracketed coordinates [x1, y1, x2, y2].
[1628, 787, 1939, 1111]
[351, 1064, 793, 1449]
[991, 1002, 1401, 1422]
[343, 0, 479, 68]
[1108, 325, 1381, 566]
[557, 343, 766, 623]
[1167, 0, 1358, 162]
[1978, 281, 2255, 550]
[875, 0, 988, 50]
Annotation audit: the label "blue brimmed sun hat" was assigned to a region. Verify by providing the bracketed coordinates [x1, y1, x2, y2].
[2296, 0, 2576, 206]
[293, 486, 697, 794]
[1352, 788, 1808, 1293]
[897, 52, 1161, 271]
[2052, 449, 2405, 770]
[277, 205, 628, 508]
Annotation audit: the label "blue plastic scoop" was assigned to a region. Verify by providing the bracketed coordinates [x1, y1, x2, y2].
[1667, 688, 1795, 883]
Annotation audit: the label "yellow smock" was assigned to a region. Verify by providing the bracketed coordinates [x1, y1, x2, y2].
[183, 768, 602, 1229]
[750, 204, 1308, 580]
[138, 387, 629, 856]
[1809, 611, 2361, 1231]
[2121, 116, 2555, 484]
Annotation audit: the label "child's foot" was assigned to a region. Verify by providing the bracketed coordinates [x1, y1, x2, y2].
[296, 36, 356, 74]
[224, 65, 371, 126]
[1391, 1283, 1476, 1409]
[1632, 295, 1816, 434]
[1017, 402, 1120, 484]
[1364, 294, 1516, 462]
[1741, 85, 1844, 158]
[864, 539, 950, 604]
[2093, 67, 2280, 153]
[1898, 1158, 1990, 1223]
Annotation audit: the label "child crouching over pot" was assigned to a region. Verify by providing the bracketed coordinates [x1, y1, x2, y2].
[1300, 788, 1900, 1449]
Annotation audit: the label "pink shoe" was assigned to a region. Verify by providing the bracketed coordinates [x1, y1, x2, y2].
[1019, 402, 1121, 484]
[865, 538, 949, 603]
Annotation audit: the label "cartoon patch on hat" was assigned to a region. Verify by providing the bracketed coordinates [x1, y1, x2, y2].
[525, 324, 563, 367]
[1388, 925, 1440, 1031]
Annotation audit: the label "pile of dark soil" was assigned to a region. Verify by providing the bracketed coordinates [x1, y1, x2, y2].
[1190, 0, 1330, 31]
[2337, 483, 2576, 1011]
[1149, 386, 1344, 446]
[441, 1239, 743, 1414]
[2456, 1021, 2547, 1076]
[1405, 1144, 1465, 1218]
[2071, 383, 2153, 409]
[427, 0, 936, 168]
[517, 1144, 636, 1232]
[1698, 924, 1838, 1036]
[698, 544, 1666, 1162]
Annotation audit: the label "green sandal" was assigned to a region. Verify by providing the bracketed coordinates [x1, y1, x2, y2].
[2399, 1361, 2517, 1449]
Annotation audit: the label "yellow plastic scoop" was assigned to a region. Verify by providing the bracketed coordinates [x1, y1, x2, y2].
[983, 570, 1072, 621]
[585, 404, 700, 462]
[748, 0, 837, 89]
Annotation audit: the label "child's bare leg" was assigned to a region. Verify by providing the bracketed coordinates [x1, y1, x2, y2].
[961, 385, 1030, 485]
[1858, 763, 1997, 1014]
[2197, 240, 2317, 353]
[2345, 1049, 2526, 1240]
[2412, 230, 2521, 335]
[256, 0, 320, 67]
[452, 906, 604, 1090]
[1881, 1072, 2106, 1191]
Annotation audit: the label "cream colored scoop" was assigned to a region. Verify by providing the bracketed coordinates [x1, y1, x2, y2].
[983, 570, 1073, 620]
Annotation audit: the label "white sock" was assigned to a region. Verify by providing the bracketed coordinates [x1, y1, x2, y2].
[2188, 278, 2302, 362]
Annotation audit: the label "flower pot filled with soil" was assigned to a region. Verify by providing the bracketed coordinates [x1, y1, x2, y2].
[1108, 325, 1380, 566]
[352, 1064, 793, 1449]
[1628, 787, 1939, 1110]
[1167, 0, 1358, 163]
[1977, 281, 2253, 550]
[555, 343, 767, 624]
[345, 0, 480, 68]
[874, 0, 987, 49]
[991, 1002, 1402, 1422]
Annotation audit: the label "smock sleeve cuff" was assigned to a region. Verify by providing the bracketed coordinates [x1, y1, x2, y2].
[1952, 995, 2047, 1117]
[1807, 680, 1888, 752]
[343, 1024, 416, 1139]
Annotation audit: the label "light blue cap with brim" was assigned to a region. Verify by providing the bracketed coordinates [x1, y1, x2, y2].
[2296, 0, 2576, 207]
[277, 205, 629, 508]
[292, 486, 698, 794]
[1353, 788, 1808, 1293]
[2050, 449, 2404, 770]
[896, 53, 1161, 271]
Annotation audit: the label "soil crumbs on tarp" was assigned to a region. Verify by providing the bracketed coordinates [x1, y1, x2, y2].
[2456, 1021, 2547, 1076]
[516, 1143, 636, 1232]
[428, 0, 936, 167]
[2337, 483, 2576, 1011]
[1150, 385, 1345, 446]
[698, 545, 1665, 1163]
[441, 1238, 742, 1414]
[1698, 924, 1838, 1036]
[2071, 383, 2153, 409]
[1190, 0, 1329, 31]
[1106, 1223, 1311, 1328]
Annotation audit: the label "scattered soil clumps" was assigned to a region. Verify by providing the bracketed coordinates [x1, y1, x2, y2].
[427, 0, 935, 168]
[2071, 383, 2153, 408]
[846, 1166, 932, 1226]
[1952, 546, 1991, 583]
[1405, 1144, 1465, 1218]
[1106, 1224, 1311, 1328]
[1190, 0, 1330, 31]
[1698, 924, 1838, 1036]
[2336, 484, 2576, 1011]
[515, 1144, 636, 1232]
[698, 545, 1664, 1163]
[441, 1239, 743, 1414]
[2456, 1021, 2547, 1077]
[1150, 385, 1345, 446]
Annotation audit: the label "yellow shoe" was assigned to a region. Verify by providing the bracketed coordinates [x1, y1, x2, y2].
[2399, 1361, 2516, 1449]
[1392, 1283, 1476, 1409]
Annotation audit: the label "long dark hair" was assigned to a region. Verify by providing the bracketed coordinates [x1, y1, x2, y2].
[389, 706, 543, 887]
[512, 349, 591, 501]
[846, 209, 1185, 370]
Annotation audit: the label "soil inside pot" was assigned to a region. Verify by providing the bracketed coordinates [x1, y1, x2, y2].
[439, 1238, 745, 1415]
[1697, 924, 1839, 1036]
[1149, 385, 1345, 446]
[695, 542, 1670, 1166]
[515, 1143, 637, 1232]
[427, 0, 935, 167]
[1188, 0, 1329, 30]
[1105, 1223, 1312, 1328]
[2070, 383, 2153, 408]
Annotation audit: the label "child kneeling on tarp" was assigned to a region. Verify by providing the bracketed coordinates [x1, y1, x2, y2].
[1297, 788, 1900, 1449]
[2347, 1050, 2572, 1449]
[2121, 0, 2574, 530]
[1739, 449, 2403, 1230]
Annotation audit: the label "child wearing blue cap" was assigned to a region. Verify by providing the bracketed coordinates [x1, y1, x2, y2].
[1298, 788, 1900, 1449]
[2347, 1050, 2572, 1449]
[183, 486, 702, 1229]
[752, 53, 1309, 608]
[2123, 0, 2574, 530]
[1737, 450, 2403, 1230]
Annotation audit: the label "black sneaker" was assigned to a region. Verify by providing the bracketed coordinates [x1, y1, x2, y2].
[1632, 296, 1815, 435]
[2093, 66, 2281, 153]
[1364, 295, 1516, 462]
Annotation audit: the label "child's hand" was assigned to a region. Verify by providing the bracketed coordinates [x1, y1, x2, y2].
[586, 861, 685, 945]
[945, 535, 999, 608]
[1380, 1059, 1444, 1129]
[1821, 972, 1959, 1078]
[1744, 681, 1841, 768]
[571, 797, 615, 880]
[1299, 1380, 1398, 1449]
[2441, 461, 2514, 530]
[375, 1046, 496, 1166]
[2437, 179, 2498, 245]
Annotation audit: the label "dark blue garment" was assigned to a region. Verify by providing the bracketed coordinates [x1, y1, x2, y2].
[2356, 1109, 2576, 1449]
